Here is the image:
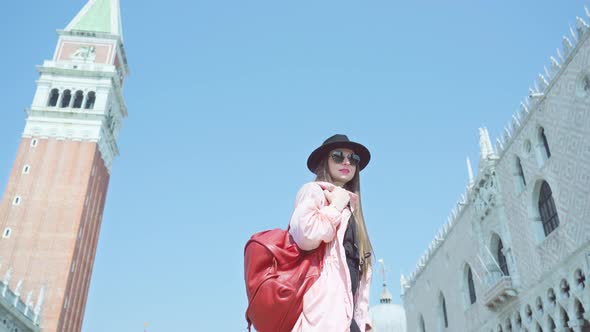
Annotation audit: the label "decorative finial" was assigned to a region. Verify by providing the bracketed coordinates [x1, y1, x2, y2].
[24, 291, 33, 316]
[400, 274, 409, 292]
[378, 259, 386, 285]
[520, 102, 529, 115]
[478, 128, 491, 161]
[466, 157, 474, 187]
[563, 36, 573, 57]
[34, 286, 45, 324]
[13, 280, 23, 307]
[504, 126, 511, 142]
[550, 56, 561, 74]
[512, 115, 521, 129]
[378, 259, 392, 303]
[557, 48, 565, 62]
[576, 17, 589, 37]
[496, 138, 504, 154]
[2, 268, 12, 297]
[538, 74, 549, 91]
[570, 25, 579, 43]
[484, 128, 494, 156]
[544, 66, 551, 80]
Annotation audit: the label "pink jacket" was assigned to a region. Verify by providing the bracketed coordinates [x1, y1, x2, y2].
[289, 181, 372, 332]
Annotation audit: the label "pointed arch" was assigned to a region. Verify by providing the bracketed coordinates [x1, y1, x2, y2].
[547, 315, 556, 332]
[437, 291, 449, 329]
[514, 311, 522, 330]
[524, 304, 533, 324]
[560, 279, 571, 299]
[547, 288, 556, 306]
[574, 268, 586, 290]
[539, 127, 551, 159]
[538, 181, 559, 236]
[535, 296, 544, 316]
[514, 156, 527, 191]
[558, 305, 571, 331]
[574, 298, 590, 327]
[463, 263, 477, 307]
[529, 179, 560, 241]
[535, 126, 552, 166]
[490, 233, 510, 277]
[418, 314, 426, 332]
[505, 317, 513, 332]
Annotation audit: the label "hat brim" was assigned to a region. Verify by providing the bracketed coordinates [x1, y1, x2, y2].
[307, 141, 371, 173]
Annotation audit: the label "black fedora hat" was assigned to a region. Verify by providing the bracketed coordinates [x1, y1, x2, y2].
[307, 134, 371, 173]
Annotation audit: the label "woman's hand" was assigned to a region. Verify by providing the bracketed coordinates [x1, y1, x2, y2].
[323, 187, 350, 212]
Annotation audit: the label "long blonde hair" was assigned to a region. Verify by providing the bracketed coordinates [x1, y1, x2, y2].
[314, 157, 373, 275]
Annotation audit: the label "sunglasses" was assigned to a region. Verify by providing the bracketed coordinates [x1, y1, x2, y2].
[330, 150, 361, 166]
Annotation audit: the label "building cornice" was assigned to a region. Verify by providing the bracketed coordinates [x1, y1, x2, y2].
[23, 107, 119, 173]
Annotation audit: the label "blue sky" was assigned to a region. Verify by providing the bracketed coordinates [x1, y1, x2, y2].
[0, 1, 588, 331]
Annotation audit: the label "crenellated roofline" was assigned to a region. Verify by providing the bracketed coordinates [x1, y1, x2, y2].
[402, 7, 590, 294]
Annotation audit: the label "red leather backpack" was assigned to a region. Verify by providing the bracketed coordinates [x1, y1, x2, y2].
[244, 226, 325, 332]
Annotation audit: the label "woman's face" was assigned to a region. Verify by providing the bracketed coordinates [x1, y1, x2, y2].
[327, 148, 358, 187]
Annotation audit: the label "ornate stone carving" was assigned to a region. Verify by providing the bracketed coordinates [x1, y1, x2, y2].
[473, 171, 499, 221]
[70, 45, 96, 62]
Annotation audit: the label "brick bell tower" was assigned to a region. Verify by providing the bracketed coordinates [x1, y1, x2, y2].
[0, 0, 128, 331]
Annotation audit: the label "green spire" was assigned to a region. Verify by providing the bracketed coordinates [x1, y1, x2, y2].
[65, 0, 123, 37]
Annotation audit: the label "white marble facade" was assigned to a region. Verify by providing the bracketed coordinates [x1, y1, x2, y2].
[402, 10, 590, 332]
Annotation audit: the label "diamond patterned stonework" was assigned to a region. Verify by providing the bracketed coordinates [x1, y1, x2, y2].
[403, 9, 590, 332]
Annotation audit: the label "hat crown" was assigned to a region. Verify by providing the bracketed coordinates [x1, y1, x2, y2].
[323, 134, 351, 146]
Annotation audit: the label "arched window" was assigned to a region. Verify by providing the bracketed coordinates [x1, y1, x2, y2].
[539, 181, 559, 236]
[497, 239, 509, 276]
[575, 299, 586, 320]
[47, 89, 59, 107]
[72, 90, 84, 108]
[418, 314, 426, 332]
[573, 299, 590, 331]
[60, 89, 72, 108]
[547, 288, 556, 306]
[85, 91, 96, 109]
[515, 156, 526, 189]
[547, 316, 556, 331]
[468, 266, 477, 304]
[441, 293, 449, 328]
[559, 306, 571, 330]
[515, 312, 522, 329]
[574, 269, 586, 290]
[540, 127, 551, 159]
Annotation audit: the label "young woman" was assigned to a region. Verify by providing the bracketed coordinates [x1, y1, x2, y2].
[289, 134, 373, 332]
